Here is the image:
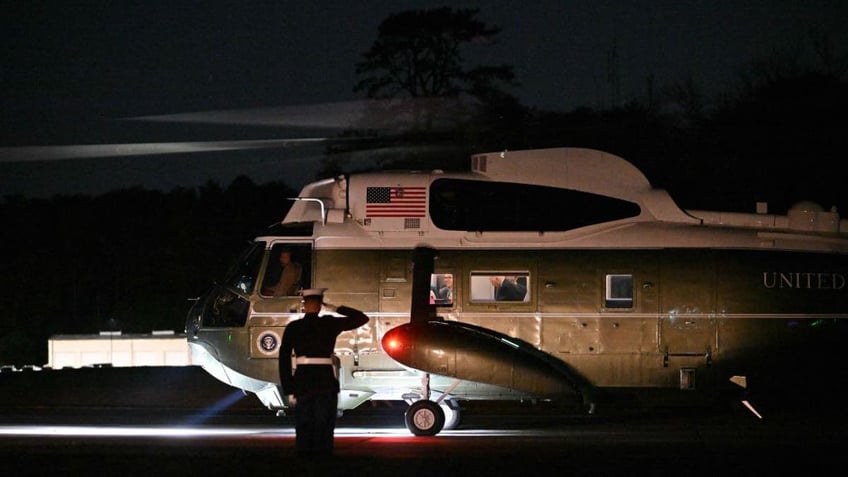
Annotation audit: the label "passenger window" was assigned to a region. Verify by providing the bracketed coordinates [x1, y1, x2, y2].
[470, 273, 529, 302]
[605, 274, 633, 308]
[429, 273, 454, 306]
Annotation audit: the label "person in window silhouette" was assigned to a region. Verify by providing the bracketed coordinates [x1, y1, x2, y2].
[433, 274, 454, 304]
[513, 275, 528, 298]
[263, 248, 302, 296]
[489, 275, 525, 301]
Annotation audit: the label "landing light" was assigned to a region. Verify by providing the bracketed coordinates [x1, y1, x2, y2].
[385, 338, 402, 351]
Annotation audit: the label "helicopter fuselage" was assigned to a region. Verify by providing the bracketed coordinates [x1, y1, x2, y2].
[185, 147, 848, 433]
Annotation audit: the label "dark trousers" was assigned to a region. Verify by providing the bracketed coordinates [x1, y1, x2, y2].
[294, 391, 338, 457]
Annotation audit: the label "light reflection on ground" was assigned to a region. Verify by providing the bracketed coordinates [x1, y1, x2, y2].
[0, 424, 531, 438]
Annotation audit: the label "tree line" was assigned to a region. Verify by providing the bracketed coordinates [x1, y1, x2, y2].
[0, 179, 297, 365]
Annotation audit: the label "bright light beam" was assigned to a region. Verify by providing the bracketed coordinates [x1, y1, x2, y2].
[0, 138, 332, 162]
[741, 400, 764, 419]
[180, 390, 248, 427]
[0, 424, 523, 438]
[0, 425, 262, 437]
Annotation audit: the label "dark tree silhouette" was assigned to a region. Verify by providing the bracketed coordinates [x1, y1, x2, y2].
[0, 178, 297, 366]
[354, 7, 516, 100]
[336, 7, 524, 174]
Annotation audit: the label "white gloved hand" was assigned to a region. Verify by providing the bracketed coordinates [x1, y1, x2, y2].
[323, 303, 338, 312]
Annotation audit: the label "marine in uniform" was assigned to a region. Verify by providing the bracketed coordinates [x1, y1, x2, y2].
[279, 288, 369, 457]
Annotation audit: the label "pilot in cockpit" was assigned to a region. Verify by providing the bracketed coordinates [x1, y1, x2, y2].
[262, 247, 302, 297]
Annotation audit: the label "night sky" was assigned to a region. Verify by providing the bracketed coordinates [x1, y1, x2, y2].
[2, 1, 847, 198]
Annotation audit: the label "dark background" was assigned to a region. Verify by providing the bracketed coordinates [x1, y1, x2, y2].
[2, 2, 847, 365]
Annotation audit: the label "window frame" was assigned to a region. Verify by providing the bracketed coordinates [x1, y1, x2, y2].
[604, 273, 634, 309]
[469, 271, 531, 303]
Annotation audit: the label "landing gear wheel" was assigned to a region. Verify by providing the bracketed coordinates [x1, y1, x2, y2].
[405, 400, 445, 436]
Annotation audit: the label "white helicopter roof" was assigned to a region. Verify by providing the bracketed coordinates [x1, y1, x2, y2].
[284, 147, 689, 224]
[470, 148, 651, 199]
[278, 147, 848, 252]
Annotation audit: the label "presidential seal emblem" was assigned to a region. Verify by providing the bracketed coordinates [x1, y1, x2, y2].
[256, 330, 280, 355]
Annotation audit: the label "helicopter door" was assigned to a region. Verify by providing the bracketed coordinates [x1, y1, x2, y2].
[658, 250, 716, 368]
[250, 242, 313, 360]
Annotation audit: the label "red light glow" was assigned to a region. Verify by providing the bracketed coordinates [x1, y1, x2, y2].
[385, 338, 401, 351]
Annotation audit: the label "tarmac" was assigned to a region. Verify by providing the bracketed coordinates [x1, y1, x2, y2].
[1, 366, 846, 476]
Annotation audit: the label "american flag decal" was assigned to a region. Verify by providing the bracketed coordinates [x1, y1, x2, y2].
[366, 186, 426, 217]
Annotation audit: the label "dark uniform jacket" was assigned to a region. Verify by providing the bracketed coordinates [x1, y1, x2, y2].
[279, 306, 369, 397]
[496, 278, 526, 301]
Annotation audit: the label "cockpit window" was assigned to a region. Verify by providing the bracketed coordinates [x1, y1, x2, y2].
[429, 179, 641, 231]
[260, 243, 311, 297]
[222, 241, 266, 295]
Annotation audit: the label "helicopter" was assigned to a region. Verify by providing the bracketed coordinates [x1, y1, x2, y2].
[181, 146, 848, 436]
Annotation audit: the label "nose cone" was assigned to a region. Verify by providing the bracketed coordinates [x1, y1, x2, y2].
[381, 324, 417, 364]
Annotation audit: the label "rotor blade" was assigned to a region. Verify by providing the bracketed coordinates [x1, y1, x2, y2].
[2, 98, 468, 162]
[124, 98, 469, 131]
[126, 101, 369, 129]
[0, 138, 333, 162]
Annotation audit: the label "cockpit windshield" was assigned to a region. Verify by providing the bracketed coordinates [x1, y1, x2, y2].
[222, 241, 266, 295]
